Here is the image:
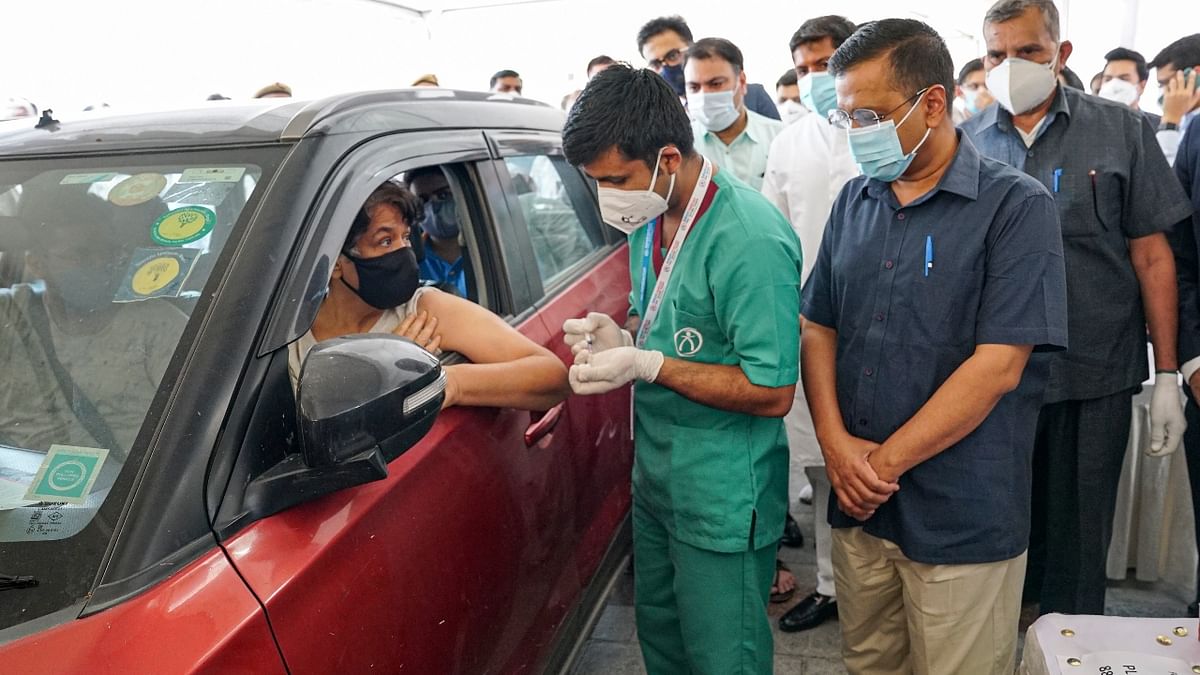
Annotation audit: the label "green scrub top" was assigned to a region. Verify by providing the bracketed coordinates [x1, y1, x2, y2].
[628, 167, 802, 553]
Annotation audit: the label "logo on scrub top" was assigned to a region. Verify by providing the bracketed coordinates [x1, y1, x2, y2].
[674, 327, 703, 357]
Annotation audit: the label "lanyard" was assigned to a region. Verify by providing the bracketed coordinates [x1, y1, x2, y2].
[635, 158, 713, 349]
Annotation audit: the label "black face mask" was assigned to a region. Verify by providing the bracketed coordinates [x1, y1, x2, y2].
[660, 64, 687, 97]
[341, 247, 420, 310]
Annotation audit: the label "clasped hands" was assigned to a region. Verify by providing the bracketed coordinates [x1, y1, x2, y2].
[562, 312, 664, 395]
[823, 432, 900, 521]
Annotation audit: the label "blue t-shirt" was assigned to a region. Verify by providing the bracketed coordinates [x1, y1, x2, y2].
[419, 253, 466, 297]
[801, 133, 1069, 564]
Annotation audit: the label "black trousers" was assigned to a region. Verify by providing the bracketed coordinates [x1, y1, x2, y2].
[1026, 388, 1135, 615]
[1183, 387, 1200, 606]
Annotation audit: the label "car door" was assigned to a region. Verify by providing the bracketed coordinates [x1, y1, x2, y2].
[212, 130, 577, 674]
[485, 132, 635, 660]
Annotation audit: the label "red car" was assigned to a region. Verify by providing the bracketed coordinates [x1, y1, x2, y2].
[0, 92, 632, 673]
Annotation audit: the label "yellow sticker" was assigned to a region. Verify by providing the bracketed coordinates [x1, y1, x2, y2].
[108, 173, 166, 206]
[152, 206, 215, 246]
[131, 256, 182, 295]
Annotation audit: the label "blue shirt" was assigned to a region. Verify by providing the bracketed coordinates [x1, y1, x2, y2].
[419, 253, 466, 297]
[801, 133, 1068, 564]
[962, 87, 1192, 402]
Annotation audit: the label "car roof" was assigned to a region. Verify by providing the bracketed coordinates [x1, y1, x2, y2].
[0, 89, 565, 158]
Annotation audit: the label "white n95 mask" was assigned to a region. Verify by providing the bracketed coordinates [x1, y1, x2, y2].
[687, 90, 741, 131]
[986, 54, 1058, 115]
[597, 147, 675, 234]
[1098, 78, 1139, 106]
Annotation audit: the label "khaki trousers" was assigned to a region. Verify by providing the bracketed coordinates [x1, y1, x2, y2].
[832, 527, 1026, 675]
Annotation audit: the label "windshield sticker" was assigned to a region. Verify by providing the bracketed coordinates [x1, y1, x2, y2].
[115, 247, 200, 302]
[109, 172, 167, 206]
[178, 167, 245, 184]
[0, 445, 43, 511]
[151, 205, 215, 246]
[23, 445, 109, 505]
[59, 172, 118, 185]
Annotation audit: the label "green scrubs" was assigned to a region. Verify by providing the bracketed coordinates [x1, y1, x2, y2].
[627, 167, 801, 674]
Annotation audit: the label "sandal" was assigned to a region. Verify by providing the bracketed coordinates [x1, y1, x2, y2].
[770, 559, 796, 604]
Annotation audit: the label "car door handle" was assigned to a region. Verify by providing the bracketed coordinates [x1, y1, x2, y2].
[525, 402, 565, 447]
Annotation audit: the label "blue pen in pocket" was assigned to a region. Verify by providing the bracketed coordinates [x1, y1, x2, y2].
[924, 235, 933, 277]
[1053, 168, 1062, 193]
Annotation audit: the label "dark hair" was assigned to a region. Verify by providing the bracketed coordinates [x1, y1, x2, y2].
[828, 19, 956, 105]
[1059, 65, 1085, 90]
[688, 37, 744, 75]
[789, 15, 857, 54]
[1104, 47, 1149, 82]
[587, 55, 616, 74]
[777, 69, 799, 89]
[984, 0, 1060, 41]
[1149, 34, 1200, 71]
[344, 181, 423, 253]
[636, 15, 693, 53]
[957, 58, 984, 85]
[489, 70, 521, 89]
[563, 63, 694, 168]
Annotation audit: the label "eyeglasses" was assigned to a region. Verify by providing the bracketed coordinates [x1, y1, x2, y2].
[648, 48, 687, 71]
[827, 87, 930, 130]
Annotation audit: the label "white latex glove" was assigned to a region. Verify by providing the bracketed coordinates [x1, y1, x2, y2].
[563, 312, 633, 357]
[568, 346, 664, 395]
[1148, 372, 1188, 456]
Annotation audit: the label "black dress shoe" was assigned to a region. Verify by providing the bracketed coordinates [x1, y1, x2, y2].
[779, 592, 837, 632]
[780, 515, 805, 548]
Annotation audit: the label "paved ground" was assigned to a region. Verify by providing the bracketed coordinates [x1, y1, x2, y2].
[572, 498, 1194, 675]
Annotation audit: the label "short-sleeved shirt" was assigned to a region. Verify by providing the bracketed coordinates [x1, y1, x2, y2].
[419, 252, 466, 297]
[691, 109, 783, 191]
[628, 167, 802, 554]
[801, 133, 1069, 564]
[962, 87, 1193, 403]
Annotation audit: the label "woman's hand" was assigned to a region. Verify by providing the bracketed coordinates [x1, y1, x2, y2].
[394, 310, 442, 355]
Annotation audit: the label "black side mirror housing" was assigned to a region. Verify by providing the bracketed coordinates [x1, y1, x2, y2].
[242, 335, 444, 519]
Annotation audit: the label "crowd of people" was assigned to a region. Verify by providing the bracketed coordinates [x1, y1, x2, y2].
[551, 0, 1200, 673]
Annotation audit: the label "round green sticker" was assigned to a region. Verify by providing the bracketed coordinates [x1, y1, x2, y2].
[151, 206, 215, 246]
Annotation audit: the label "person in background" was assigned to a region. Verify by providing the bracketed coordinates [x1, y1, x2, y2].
[254, 82, 292, 99]
[1100, 47, 1159, 127]
[490, 70, 523, 95]
[587, 55, 616, 80]
[775, 70, 808, 125]
[953, 58, 994, 125]
[1090, 71, 1104, 95]
[412, 74, 440, 87]
[407, 166, 467, 298]
[1150, 34, 1200, 166]
[808, 18, 1068, 673]
[636, 15, 781, 121]
[963, 0, 1193, 618]
[685, 37, 783, 191]
[563, 63, 801, 675]
[561, 90, 582, 111]
[761, 12, 860, 635]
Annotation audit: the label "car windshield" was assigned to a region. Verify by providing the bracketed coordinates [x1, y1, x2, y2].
[0, 150, 278, 630]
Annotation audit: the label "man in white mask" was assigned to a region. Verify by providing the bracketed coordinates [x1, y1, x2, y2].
[761, 13, 860, 635]
[962, 0, 1195, 617]
[1100, 47, 1159, 127]
[561, 63, 802, 674]
[685, 37, 783, 191]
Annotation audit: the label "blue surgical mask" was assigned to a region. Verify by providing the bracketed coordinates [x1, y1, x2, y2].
[421, 199, 460, 240]
[800, 72, 839, 118]
[846, 90, 933, 182]
[660, 64, 687, 97]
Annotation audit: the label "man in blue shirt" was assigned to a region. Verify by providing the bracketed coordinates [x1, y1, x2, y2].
[962, 0, 1193, 617]
[407, 166, 468, 298]
[803, 19, 1067, 673]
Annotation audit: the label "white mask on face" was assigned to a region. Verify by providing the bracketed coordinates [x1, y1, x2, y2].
[686, 89, 742, 131]
[779, 99, 808, 125]
[597, 147, 676, 234]
[1098, 78, 1139, 106]
[986, 51, 1059, 115]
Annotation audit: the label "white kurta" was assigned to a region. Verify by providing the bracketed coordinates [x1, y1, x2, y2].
[762, 113, 859, 467]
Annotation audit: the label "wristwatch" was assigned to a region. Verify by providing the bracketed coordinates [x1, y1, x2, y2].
[1159, 121, 1180, 132]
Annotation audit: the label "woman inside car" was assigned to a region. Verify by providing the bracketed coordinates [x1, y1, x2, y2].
[287, 180, 569, 411]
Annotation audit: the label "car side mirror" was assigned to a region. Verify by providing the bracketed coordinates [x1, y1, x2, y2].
[242, 335, 444, 520]
[298, 334, 445, 465]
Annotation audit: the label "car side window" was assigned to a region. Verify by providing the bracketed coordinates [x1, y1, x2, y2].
[503, 155, 603, 287]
